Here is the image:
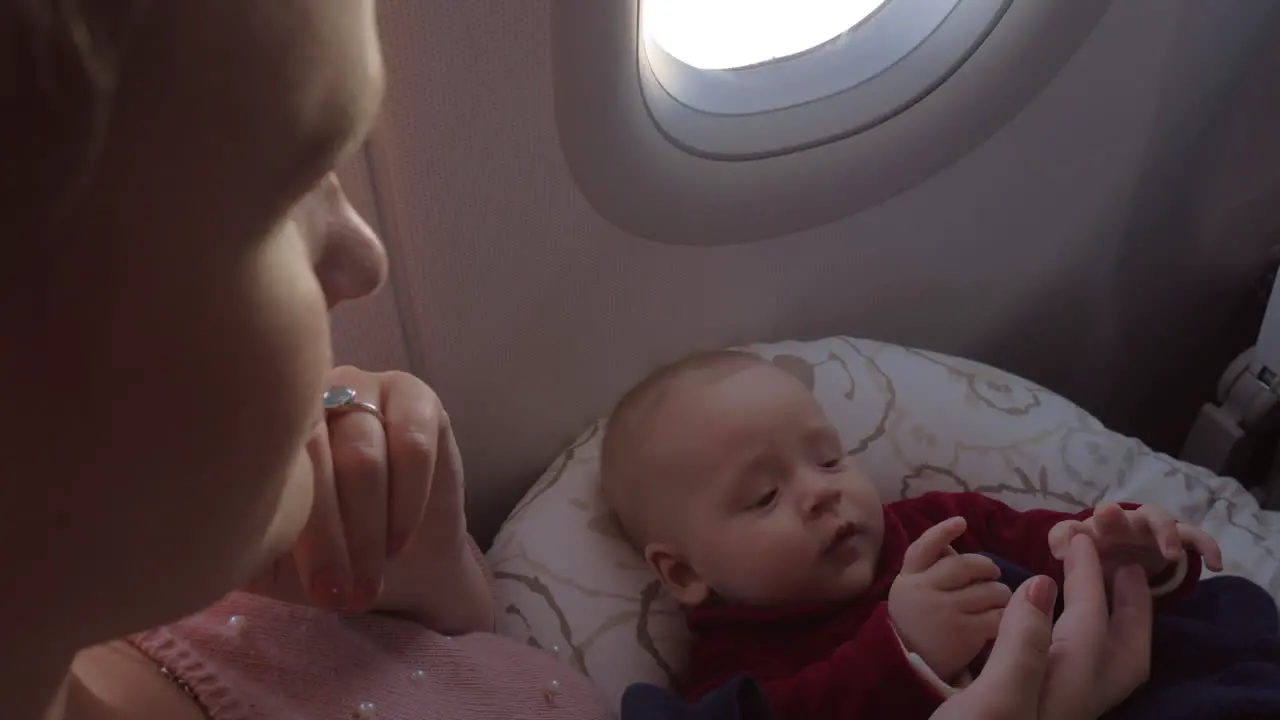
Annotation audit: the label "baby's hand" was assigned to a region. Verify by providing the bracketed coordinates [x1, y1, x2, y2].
[889, 517, 1013, 683]
[1048, 503, 1224, 582]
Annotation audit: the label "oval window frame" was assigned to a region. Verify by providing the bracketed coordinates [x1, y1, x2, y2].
[643, 0, 1006, 158]
[552, 0, 1115, 245]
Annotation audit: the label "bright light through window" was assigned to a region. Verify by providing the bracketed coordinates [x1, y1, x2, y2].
[642, 0, 889, 71]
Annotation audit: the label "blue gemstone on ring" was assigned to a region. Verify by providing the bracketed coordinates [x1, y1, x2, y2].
[322, 386, 357, 409]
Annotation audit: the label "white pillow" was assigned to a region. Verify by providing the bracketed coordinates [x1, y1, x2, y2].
[486, 336, 1280, 715]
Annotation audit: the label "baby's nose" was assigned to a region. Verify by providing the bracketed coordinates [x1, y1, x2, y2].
[805, 483, 842, 516]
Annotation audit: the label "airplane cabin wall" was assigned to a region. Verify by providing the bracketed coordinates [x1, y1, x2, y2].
[330, 1, 1280, 544]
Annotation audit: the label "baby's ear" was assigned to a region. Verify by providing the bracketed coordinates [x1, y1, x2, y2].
[644, 542, 709, 606]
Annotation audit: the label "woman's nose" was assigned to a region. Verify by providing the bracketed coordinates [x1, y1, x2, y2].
[312, 175, 388, 308]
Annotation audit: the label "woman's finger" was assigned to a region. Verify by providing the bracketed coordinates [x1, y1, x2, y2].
[901, 517, 967, 574]
[1048, 519, 1085, 560]
[327, 368, 390, 611]
[412, 412, 468, 552]
[1177, 525, 1224, 572]
[1108, 564, 1154, 643]
[1058, 533, 1109, 626]
[1100, 564, 1153, 707]
[379, 371, 440, 559]
[966, 576, 1057, 717]
[291, 421, 351, 609]
[1034, 534, 1110, 720]
[1092, 503, 1132, 540]
[927, 553, 1002, 591]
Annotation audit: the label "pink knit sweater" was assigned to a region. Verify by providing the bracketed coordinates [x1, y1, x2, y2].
[128, 543, 612, 719]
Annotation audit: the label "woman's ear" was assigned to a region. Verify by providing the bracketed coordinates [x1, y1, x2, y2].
[644, 542, 710, 606]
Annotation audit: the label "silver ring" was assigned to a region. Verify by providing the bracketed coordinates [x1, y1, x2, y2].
[322, 386, 385, 424]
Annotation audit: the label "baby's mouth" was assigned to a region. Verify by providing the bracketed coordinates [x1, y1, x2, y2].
[823, 522, 858, 555]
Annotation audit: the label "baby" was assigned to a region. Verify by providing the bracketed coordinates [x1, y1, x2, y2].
[601, 350, 1225, 720]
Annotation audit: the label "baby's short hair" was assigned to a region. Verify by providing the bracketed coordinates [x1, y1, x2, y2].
[600, 349, 768, 549]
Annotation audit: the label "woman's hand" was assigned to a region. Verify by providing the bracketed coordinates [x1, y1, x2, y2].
[245, 366, 493, 632]
[930, 533, 1153, 720]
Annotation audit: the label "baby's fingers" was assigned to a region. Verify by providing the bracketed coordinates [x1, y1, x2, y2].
[966, 606, 1006, 643]
[1177, 525, 1224, 572]
[1049, 519, 1088, 560]
[902, 517, 968, 574]
[1137, 506, 1181, 560]
[1092, 503, 1132, 539]
[928, 553, 1002, 591]
[953, 579, 1013, 613]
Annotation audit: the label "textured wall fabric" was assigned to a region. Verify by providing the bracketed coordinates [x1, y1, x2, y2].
[332, 1, 1280, 544]
[331, 149, 412, 374]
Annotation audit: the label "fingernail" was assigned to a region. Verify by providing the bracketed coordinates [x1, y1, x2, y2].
[1029, 576, 1058, 615]
[310, 567, 348, 610]
[349, 577, 383, 611]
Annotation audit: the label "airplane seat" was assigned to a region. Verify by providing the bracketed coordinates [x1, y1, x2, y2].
[486, 335, 1280, 715]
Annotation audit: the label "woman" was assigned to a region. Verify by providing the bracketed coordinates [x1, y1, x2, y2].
[0, 2, 1150, 718]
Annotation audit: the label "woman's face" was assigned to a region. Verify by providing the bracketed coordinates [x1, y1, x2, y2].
[0, 1, 387, 647]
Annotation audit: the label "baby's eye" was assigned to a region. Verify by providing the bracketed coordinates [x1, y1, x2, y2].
[750, 489, 778, 509]
[820, 456, 844, 469]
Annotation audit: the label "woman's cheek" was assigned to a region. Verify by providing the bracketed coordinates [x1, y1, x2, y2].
[226, 243, 333, 569]
[256, 236, 334, 456]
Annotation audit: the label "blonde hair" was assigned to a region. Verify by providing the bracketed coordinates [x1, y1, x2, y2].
[600, 349, 767, 548]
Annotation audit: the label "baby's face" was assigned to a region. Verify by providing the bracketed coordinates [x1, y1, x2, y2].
[642, 362, 884, 606]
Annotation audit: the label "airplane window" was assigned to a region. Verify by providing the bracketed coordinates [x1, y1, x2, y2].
[641, 0, 888, 71]
[637, 0, 1005, 157]
[553, 0, 1115, 243]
